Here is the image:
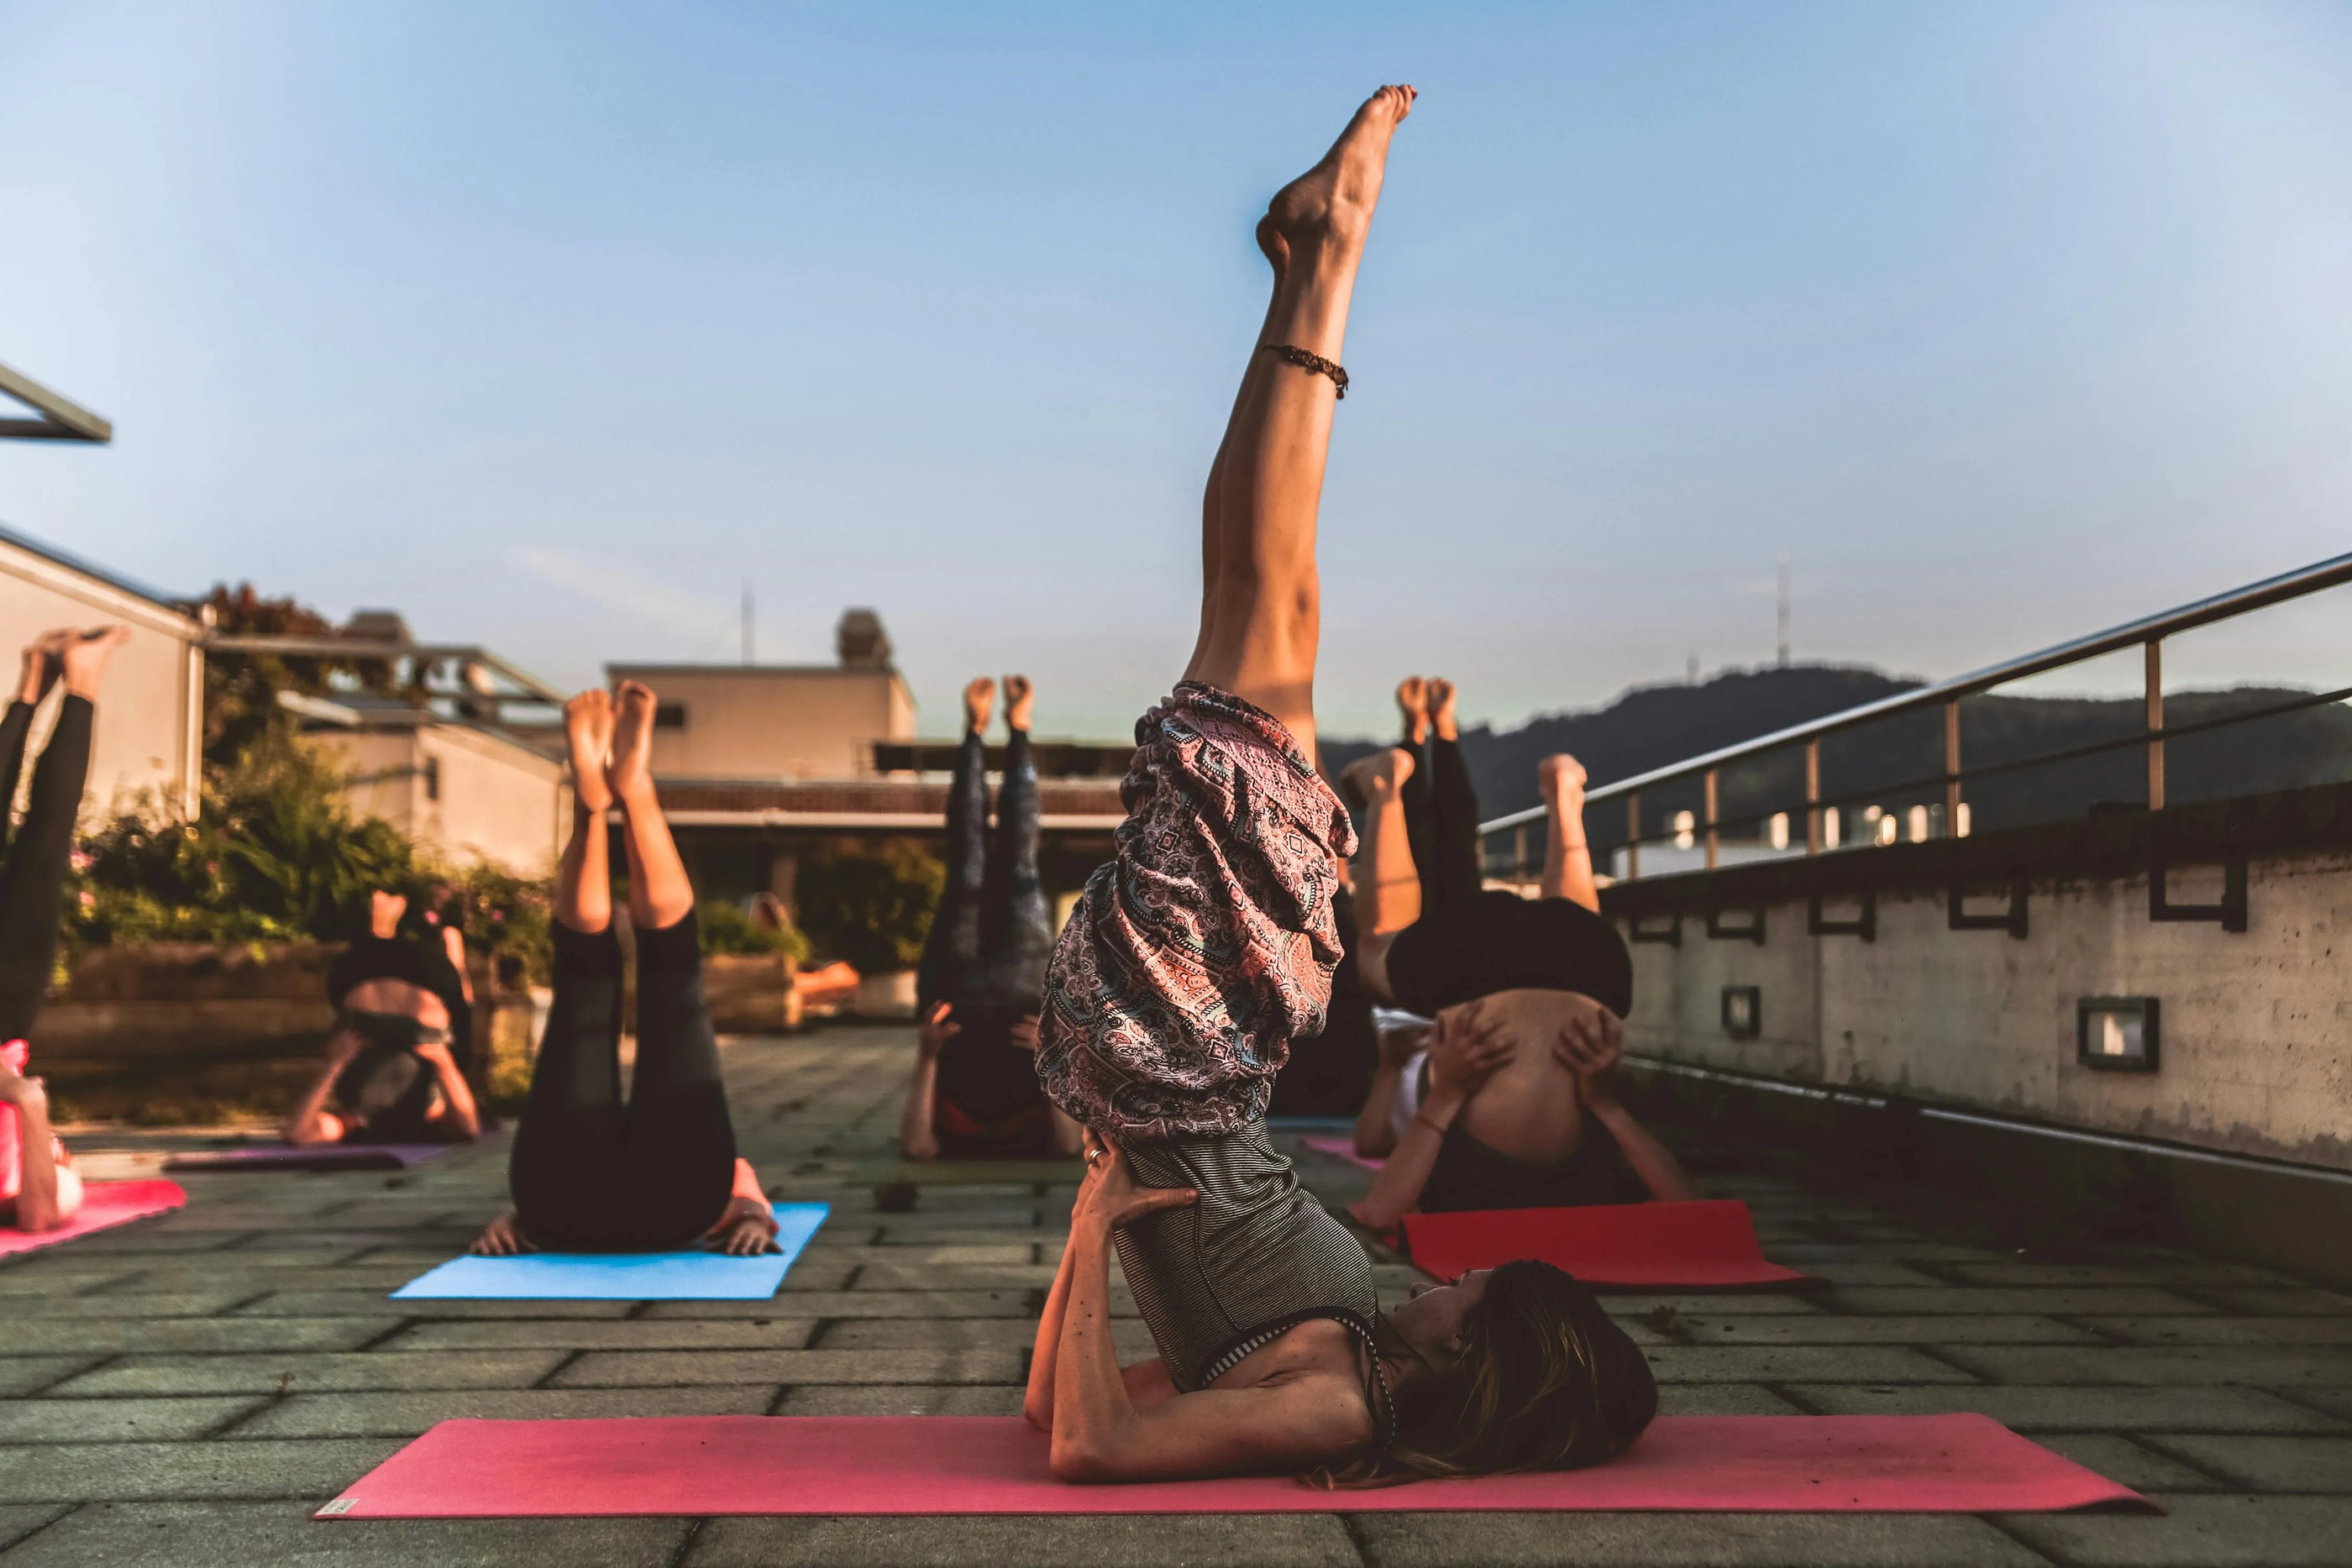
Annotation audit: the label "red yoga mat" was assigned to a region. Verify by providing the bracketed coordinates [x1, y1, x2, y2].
[1404, 1199, 1810, 1289]
[0, 1178, 186, 1258]
[316, 1413, 2150, 1519]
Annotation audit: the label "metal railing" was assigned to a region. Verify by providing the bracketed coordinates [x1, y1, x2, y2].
[1479, 550, 2352, 881]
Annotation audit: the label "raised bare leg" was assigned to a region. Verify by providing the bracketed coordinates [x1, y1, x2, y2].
[1184, 85, 1416, 756]
[608, 680, 694, 931]
[1341, 745, 1421, 1004]
[1539, 754, 1599, 912]
[554, 691, 616, 934]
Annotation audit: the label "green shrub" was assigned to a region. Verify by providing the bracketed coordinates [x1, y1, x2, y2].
[794, 841, 943, 976]
[699, 899, 811, 963]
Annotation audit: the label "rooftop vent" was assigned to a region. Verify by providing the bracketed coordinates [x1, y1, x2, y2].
[837, 608, 892, 669]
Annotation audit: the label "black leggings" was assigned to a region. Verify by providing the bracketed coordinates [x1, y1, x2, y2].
[507, 915, 738, 1251]
[916, 726, 1052, 1017]
[0, 697, 92, 1044]
[1399, 733, 1481, 918]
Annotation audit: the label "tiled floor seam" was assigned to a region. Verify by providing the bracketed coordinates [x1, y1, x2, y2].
[1977, 1509, 2074, 1564]
[0, 1503, 75, 1556]
[532, 1350, 588, 1389]
[1334, 1511, 1382, 1567]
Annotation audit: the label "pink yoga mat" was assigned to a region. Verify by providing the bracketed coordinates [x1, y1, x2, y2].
[1301, 1134, 1382, 1171]
[318, 1413, 2150, 1518]
[1404, 1200, 1811, 1289]
[0, 1178, 186, 1258]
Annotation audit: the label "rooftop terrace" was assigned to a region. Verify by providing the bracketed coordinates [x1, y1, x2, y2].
[4, 1026, 2347, 1567]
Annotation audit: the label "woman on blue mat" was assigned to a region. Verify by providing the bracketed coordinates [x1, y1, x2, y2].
[283, 889, 481, 1148]
[470, 683, 776, 1258]
[900, 674, 1083, 1162]
[0, 627, 129, 1232]
[1342, 738, 1694, 1228]
[1023, 87, 1655, 1487]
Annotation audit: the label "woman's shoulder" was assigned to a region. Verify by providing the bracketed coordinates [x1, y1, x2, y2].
[1213, 1315, 1368, 1388]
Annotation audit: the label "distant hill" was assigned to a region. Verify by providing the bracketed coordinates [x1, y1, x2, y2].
[1323, 665, 2352, 848]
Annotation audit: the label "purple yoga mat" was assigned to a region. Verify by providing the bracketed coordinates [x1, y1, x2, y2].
[164, 1142, 462, 1173]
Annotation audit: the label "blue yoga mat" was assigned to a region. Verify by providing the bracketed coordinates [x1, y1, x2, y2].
[391, 1203, 829, 1300]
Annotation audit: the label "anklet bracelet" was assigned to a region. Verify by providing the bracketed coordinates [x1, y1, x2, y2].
[1261, 343, 1348, 400]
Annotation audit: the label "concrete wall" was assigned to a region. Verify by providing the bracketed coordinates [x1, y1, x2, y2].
[0, 536, 202, 821]
[606, 665, 914, 779]
[1620, 847, 2352, 1172]
[308, 723, 569, 873]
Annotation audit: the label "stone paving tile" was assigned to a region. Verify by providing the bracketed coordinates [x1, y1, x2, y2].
[646, 1290, 1036, 1320]
[383, 1319, 822, 1352]
[1667, 1314, 2097, 1345]
[686, 1514, 1362, 1567]
[2178, 1287, 2352, 1317]
[1999, 1493, 2352, 1565]
[0, 1361, 99, 1399]
[1641, 1346, 1979, 1383]
[0, 1440, 401, 1502]
[1789, 1261, 1955, 1287]
[1347, 1513, 2046, 1566]
[1824, 1287, 2220, 1315]
[11, 1289, 265, 1318]
[102, 1266, 434, 1294]
[1655, 1383, 1808, 1415]
[773, 1384, 1027, 1415]
[1605, 1293, 1831, 1316]
[848, 1262, 1063, 1291]
[0, 1398, 263, 1445]
[2292, 1389, 2352, 1422]
[1781, 1384, 2349, 1431]
[2033, 1434, 2227, 1493]
[551, 1348, 1022, 1388]
[45, 1350, 565, 1398]
[0, 1502, 692, 1567]
[0, 1512, 66, 1558]
[0, 1318, 396, 1355]
[0, 1270, 139, 1297]
[228, 1386, 779, 1439]
[1948, 1262, 2291, 1287]
[2139, 1435, 2352, 1492]
[1935, 1345, 2352, 1388]
[2080, 1317, 2352, 1346]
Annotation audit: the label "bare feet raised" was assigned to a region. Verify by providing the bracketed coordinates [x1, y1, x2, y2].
[1427, 677, 1458, 742]
[60, 626, 130, 700]
[1002, 674, 1034, 734]
[564, 690, 617, 814]
[1395, 676, 1429, 747]
[607, 680, 659, 807]
[1257, 84, 1417, 279]
[16, 631, 71, 705]
[962, 676, 995, 737]
[1539, 753, 1588, 808]
[1341, 745, 1415, 807]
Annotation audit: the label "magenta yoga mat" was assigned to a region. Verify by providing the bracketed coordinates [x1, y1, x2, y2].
[318, 1413, 2153, 1519]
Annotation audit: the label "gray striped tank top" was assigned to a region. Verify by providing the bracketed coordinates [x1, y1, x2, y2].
[1113, 1119, 1381, 1393]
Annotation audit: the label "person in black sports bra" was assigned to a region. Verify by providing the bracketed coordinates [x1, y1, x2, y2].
[1342, 728, 1697, 1234]
[1022, 88, 1655, 1489]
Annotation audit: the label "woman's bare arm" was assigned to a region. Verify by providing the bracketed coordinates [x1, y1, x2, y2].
[283, 1033, 361, 1146]
[900, 1004, 953, 1162]
[1559, 1011, 1696, 1202]
[1347, 1006, 1507, 1230]
[414, 1039, 481, 1141]
[1049, 1144, 1364, 1481]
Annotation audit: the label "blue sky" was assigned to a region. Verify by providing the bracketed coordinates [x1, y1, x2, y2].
[4, 1, 2349, 740]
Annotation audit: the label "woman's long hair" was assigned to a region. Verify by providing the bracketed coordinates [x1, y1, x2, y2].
[1316, 1259, 1658, 1486]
